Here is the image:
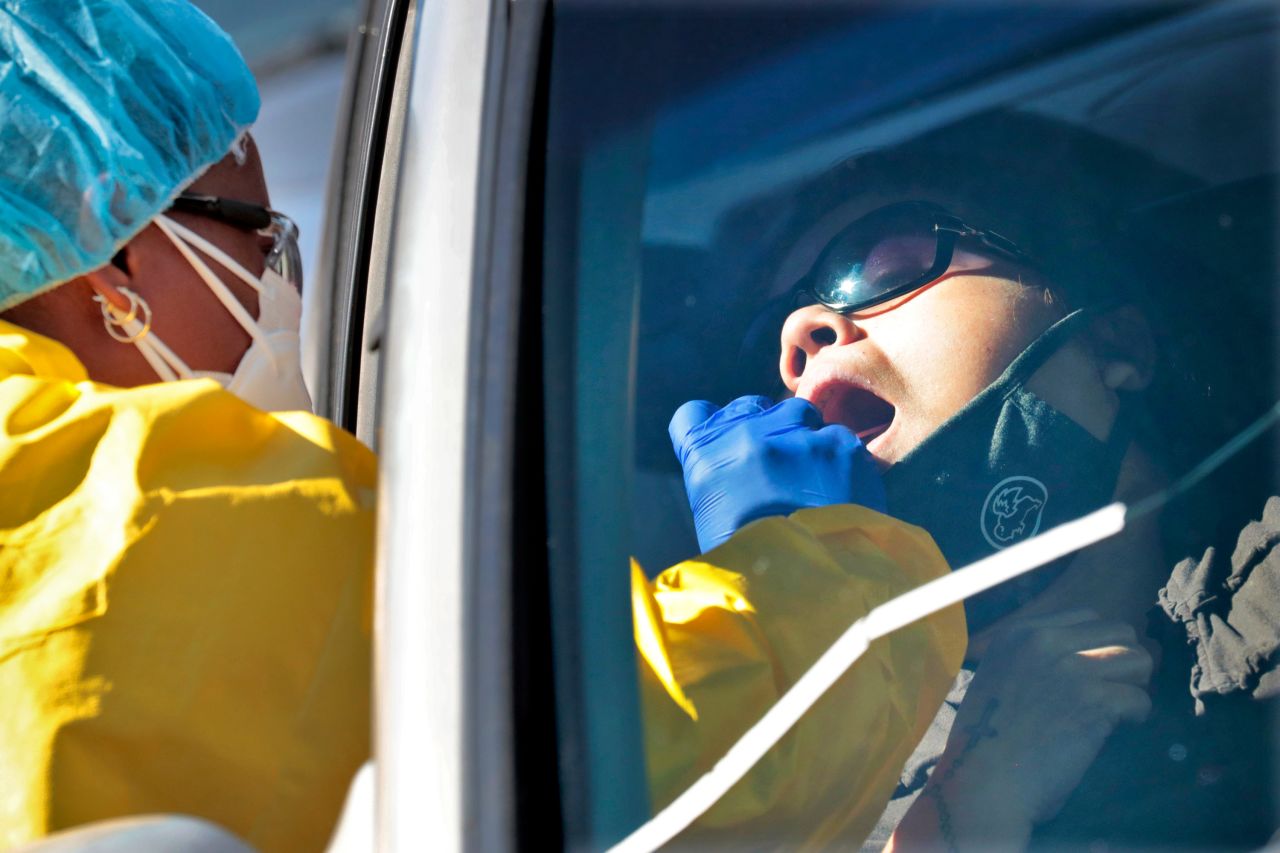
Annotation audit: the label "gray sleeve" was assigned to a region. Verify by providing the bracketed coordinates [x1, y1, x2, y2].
[1159, 496, 1280, 714]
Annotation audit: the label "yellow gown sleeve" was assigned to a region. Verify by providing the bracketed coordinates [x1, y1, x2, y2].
[633, 504, 966, 849]
[0, 321, 374, 853]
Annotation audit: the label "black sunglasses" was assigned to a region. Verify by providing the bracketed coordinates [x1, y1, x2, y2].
[798, 200, 1033, 315]
[170, 192, 275, 230]
[111, 193, 285, 271]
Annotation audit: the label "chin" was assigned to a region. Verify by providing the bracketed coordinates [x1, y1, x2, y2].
[864, 431, 897, 470]
[866, 418, 932, 469]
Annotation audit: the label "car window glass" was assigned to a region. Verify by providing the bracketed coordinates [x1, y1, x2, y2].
[539, 2, 1279, 847]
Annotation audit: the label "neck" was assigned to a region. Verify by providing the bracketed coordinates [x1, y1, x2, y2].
[966, 442, 1167, 661]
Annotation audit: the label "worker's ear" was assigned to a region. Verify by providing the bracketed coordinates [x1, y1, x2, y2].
[83, 249, 135, 312]
[1087, 305, 1156, 391]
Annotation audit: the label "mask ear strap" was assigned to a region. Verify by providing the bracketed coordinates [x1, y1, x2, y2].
[157, 215, 263, 294]
[153, 216, 280, 373]
[94, 287, 198, 383]
[997, 298, 1131, 395]
[993, 308, 1098, 395]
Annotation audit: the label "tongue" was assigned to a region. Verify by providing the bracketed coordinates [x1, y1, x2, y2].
[828, 385, 895, 440]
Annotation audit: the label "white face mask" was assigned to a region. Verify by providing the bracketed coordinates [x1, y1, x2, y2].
[100, 214, 313, 413]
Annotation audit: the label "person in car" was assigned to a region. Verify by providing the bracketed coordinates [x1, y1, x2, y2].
[668, 207, 1158, 849]
[0, 2, 371, 850]
[665, 113, 1275, 850]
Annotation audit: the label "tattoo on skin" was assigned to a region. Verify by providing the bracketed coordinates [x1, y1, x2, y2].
[922, 699, 1000, 853]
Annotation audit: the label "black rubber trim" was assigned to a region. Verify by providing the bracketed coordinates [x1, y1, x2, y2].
[314, 0, 412, 432]
[461, 0, 562, 850]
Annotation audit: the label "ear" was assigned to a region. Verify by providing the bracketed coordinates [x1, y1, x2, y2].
[83, 251, 134, 312]
[1087, 305, 1156, 392]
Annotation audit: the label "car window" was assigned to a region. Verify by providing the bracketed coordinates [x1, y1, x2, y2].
[193, 0, 356, 71]
[537, 1, 1279, 848]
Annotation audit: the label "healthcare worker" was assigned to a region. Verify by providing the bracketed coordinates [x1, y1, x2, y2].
[0, 2, 372, 851]
[0, 2, 966, 851]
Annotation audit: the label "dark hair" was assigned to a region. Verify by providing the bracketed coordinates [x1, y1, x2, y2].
[709, 110, 1277, 549]
[780, 112, 1201, 306]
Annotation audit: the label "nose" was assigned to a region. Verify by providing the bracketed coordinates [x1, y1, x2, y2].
[779, 304, 864, 391]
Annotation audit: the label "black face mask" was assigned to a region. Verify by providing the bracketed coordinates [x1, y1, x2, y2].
[882, 309, 1133, 635]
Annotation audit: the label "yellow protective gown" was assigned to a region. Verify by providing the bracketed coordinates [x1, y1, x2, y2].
[0, 321, 374, 853]
[0, 319, 960, 852]
[635, 505, 966, 849]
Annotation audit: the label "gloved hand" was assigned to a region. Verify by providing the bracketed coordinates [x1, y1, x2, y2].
[669, 395, 886, 552]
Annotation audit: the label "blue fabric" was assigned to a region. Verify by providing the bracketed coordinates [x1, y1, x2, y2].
[670, 395, 886, 552]
[0, 0, 259, 309]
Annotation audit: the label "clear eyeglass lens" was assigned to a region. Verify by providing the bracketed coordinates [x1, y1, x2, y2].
[262, 212, 302, 291]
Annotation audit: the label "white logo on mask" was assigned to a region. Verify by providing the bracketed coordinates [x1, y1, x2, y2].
[980, 476, 1048, 549]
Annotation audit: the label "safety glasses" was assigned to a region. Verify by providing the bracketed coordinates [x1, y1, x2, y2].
[799, 201, 1032, 314]
[170, 193, 303, 292]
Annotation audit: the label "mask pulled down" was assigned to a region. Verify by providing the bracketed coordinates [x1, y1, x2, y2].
[881, 309, 1133, 634]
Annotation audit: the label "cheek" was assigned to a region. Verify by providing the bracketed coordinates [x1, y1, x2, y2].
[138, 254, 256, 374]
[874, 281, 1048, 419]
[873, 308, 986, 416]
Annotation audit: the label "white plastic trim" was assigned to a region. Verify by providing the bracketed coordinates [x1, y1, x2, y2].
[374, 0, 492, 850]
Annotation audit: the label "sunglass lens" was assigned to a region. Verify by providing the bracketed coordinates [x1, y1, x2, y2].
[809, 204, 944, 311]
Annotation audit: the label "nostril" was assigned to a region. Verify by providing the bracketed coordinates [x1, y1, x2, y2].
[811, 326, 837, 346]
[789, 347, 806, 379]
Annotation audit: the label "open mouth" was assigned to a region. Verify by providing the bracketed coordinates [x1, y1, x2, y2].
[810, 382, 897, 444]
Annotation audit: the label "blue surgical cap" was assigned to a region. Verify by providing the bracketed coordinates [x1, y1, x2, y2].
[0, 0, 260, 310]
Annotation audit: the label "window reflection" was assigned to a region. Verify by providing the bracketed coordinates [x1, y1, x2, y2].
[542, 3, 1279, 848]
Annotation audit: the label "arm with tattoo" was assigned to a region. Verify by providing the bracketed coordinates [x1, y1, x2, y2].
[886, 610, 1152, 852]
[921, 700, 1001, 852]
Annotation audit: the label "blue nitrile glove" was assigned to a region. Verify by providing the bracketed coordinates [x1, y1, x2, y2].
[669, 395, 886, 552]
